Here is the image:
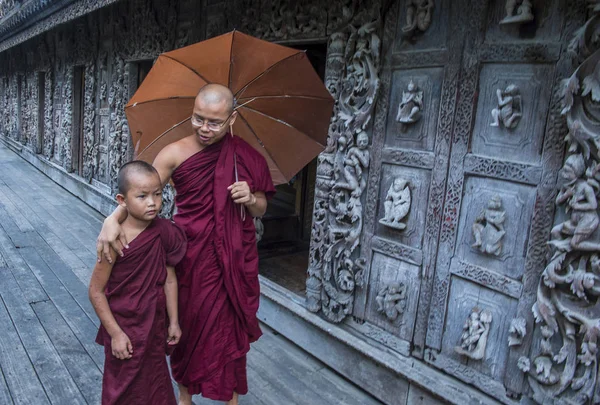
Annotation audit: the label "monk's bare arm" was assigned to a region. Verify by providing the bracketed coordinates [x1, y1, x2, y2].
[153, 143, 180, 189]
[245, 191, 267, 217]
[164, 265, 181, 345]
[96, 206, 129, 263]
[228, 182, 268, 217]
[88, 249, 133, 359]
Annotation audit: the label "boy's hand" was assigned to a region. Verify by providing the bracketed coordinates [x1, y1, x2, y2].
[96, 217, 128, 263]
[111, 332, 133, 360]
[167, 323, 182, 345]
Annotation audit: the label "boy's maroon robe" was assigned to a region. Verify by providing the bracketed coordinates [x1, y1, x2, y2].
[96, 218, 187, 405]
[170, 134, 275, 400]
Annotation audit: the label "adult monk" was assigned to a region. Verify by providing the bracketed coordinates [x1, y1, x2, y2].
[96, 83, 275, 405]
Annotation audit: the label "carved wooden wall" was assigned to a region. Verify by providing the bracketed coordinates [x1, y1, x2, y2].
[0, 0, 202, 192]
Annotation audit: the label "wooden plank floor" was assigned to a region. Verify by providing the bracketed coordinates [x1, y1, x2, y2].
[0, 142, 383, 405]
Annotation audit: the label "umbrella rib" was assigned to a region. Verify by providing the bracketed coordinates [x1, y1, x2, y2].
[136, 116, 191, 157]
[236, 112, 286, 177]
[239, 105, 328, 147]
[234, 51, 303, 99]
[125, 96, 195, 108]
[161, 54, 212, 85]
[228, 31, 235, 89]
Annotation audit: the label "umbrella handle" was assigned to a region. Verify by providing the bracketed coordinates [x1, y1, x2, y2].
[234, 152, 246, 222]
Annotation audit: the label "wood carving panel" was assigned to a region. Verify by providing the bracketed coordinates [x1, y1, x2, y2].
[376, 164, 431, 250]
[471, 63, 553, 165]
[394, 0, 450, 53]
[365, 252, 420, 342]
[441, 277, 518, 381]
[384, 68, 443, 152]
[484, 0, 562, 43]
[455, 176, 536, 280]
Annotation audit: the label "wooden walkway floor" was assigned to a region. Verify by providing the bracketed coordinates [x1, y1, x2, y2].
[0, 142, 383, 405]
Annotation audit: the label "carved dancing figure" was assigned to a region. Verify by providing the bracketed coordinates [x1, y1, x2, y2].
[550, 153, 600, 252]
[500, 0, 534, 25]
[402, 0, 434, 37]
[472, 195, 506, 256]
[379, 177, 411, 230]
[490, 84, 522, 129]
[375, 283, 407, 321]
[336, 131, 370, 197]
[455, 309, 492, 360]
[396, 80, 423, 131]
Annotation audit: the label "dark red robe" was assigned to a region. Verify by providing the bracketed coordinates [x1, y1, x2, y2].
[96, 218, 187, 405]
[170, 134, 275, 401]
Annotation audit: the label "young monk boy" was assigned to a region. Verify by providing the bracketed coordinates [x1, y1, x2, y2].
[89, 160, 187, 405]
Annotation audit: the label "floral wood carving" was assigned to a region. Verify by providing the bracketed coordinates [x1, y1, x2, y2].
[522, 4, 600, 403]
[508, 317, 526, 347]
[306, 5, 382, 323]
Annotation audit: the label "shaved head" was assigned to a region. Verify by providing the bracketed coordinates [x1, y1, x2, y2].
[117, 160, 160, 195]
[196, 84, 235, 114]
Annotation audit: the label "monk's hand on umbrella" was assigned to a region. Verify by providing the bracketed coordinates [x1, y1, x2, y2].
[167, 323, 182, 345]
[96, 217, 129, 263]
[228, 181, 254, 205]
[112, 332, 133, 360]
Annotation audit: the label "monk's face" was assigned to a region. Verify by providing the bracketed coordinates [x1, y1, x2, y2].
[118, 172, 163, 222]
[191, 97, 237, 147]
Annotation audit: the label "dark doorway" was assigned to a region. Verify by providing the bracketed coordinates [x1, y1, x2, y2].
[258, 42, 327, 297]
[36, 72, 45, 154]
[72, 66, 85, 175]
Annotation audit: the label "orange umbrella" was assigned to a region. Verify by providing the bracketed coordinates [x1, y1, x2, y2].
[125, 31, 334, 185]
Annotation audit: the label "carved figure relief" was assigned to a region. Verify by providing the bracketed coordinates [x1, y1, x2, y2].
[395, 80, 423, 131]
[306, 9, 382, 323]
[500, 0, 534, 26]
[454, 308, 493, 360]
[401, 0, 434, 37]
[472, 195, 506, 256]
[508, 317, 526, 347]
[335, 130, 370, 198]
[522, 8, 600, 403]
[490, 84, 522, 129]
[549, 153, 600, 252]
[375, 282, 407, 321]
[379, 177, 411, 230]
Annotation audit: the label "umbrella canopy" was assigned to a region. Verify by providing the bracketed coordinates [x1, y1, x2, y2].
[125, 30, 334, 185]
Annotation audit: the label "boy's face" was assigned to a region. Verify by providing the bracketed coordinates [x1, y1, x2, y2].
[117, 172, 163, 221]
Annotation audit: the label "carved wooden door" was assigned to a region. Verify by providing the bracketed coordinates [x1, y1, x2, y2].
[417, 0, 581, 401]
[352, 0, 459, 360]
[348, 0, 586, 402]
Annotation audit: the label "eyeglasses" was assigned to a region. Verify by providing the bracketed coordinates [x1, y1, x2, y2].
[190, 110, 234, 131]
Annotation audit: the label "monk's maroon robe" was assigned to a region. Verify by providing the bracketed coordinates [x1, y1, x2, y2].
[96, 218, 187, 405]
[170, 134, 275, 400]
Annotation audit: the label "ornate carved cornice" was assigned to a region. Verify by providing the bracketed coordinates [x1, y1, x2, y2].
[0, 0, 122, 54]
